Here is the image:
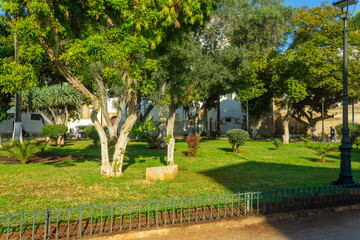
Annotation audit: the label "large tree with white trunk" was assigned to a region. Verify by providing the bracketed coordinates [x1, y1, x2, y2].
[1, 0, 213, 177]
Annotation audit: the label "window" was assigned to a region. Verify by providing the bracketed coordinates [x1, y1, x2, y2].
[31, 114, 41, 120]
[225, 118, 232, 123]
[175, 113, 180, 121]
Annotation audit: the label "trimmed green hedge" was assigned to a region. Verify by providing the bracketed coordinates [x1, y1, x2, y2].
[41, 124, 68, 140]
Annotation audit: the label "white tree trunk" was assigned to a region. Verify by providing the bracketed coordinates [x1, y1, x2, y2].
[310, 126, 318, 138]
[91, 114, 112, 177]
[282, 118, 290, 144]
[0, 134, 2, 149]
[157, 104, 168, 149]
[166, 104, 176, 165]
[111, 88, 138, 176]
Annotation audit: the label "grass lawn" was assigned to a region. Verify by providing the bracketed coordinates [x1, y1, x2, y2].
[1, 139, 360, 214]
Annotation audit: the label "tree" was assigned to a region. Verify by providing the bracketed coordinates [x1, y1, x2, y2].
[1, 0, 213, 177]
[22, 84, 83, 126]
[280, 4, 360, 139]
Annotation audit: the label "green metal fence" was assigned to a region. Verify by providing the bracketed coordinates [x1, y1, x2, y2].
[1, 184, 360, 239]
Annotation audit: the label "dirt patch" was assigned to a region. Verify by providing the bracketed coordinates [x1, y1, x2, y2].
[0, 152, 96, 164]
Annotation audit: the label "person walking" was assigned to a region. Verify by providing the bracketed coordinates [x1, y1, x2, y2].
[330, 126, 336, 142]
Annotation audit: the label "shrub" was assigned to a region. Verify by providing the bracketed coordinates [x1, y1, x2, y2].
[307, 143, 337, 162]
[335, 123, 360, 145]
[84, 126, 99, 145]
[226, 129, 249, 153]
[355, 138, 360, 149]
[273, 138, 282, 150]
[186, 134, 200, 157]
[300, 136, 312, 147]
[41, 124, 68, 146]
[131, 115, 163, 149]
[4, 139, 41, 164]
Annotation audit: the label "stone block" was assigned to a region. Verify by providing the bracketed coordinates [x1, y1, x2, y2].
[146, 165, 178, 181]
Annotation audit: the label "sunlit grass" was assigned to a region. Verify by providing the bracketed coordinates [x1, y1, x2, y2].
[0, 139, 359, 214]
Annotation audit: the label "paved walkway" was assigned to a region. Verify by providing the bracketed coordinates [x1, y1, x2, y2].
[95, 205, 360, 240]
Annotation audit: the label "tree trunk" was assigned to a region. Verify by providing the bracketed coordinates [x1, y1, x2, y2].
[37, 109, 54, 125]
[95, 76, 126, 142]
[0, 134, 2, 149]
[216, 95, 221, 136]
[91, 113, 112, 177]
[166, 103, 176, 165]
[111, 88, 138, 176]
[282, 117, 290, 144]
[310, 126, 318, 138]
[41, 41, 111, 176]
[157, 104, 168, 149]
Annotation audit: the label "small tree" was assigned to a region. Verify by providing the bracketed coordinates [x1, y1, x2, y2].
[300, 136, 312, 147]
[273, 139, 282, 150]
[307, 143, 337, 162]
[186, 134, 200, 157]
[4, 139, 40, 164]
[84, 126, 100, 145]
[41, 124, 68, 147]
[131, 115, 163, 149]
[226, 129, 250, 153]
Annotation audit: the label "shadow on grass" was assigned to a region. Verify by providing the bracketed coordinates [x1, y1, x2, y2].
[217, 148, 233, 153]
[198, 161, 358, 193]
[123, 144, 167, 172]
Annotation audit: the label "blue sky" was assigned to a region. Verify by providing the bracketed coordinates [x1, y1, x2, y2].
[284, 0, 360, 14]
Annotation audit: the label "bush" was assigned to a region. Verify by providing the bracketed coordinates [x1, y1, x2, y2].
[83, 126, 99, 145]
[186, 134, 200, 157]
[131, 115, 163, 149]
[226, 129, 249, 153]
[307, 143, 337, 162]
[41, 124, 68, 146]
[273, 138, 282, 150]
[5, 139, 41, 164]
[355, 138, 360, 149]
[300, 136, 312, 147]
[335, 123, 360, 145]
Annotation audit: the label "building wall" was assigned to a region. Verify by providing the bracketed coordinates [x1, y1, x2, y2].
[0, 109, 46, 136]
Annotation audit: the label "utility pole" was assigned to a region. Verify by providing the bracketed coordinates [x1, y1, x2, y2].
[246, 101, 249, 133]
[322, 98, 326, 142]
[12, 33, 22, 143]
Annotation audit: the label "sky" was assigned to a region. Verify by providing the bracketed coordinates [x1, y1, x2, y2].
[284, 0, 360, 14]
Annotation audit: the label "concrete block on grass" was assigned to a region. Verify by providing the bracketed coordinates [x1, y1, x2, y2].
[146, 165, 178, 181]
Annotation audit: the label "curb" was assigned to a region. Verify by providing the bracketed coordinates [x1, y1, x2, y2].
[89, 203, 360, 240]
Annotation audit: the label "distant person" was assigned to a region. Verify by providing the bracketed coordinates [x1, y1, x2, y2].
[330, 127, 335, 142]
[22, 127, 29, 138]
[75, 128, 81, 139]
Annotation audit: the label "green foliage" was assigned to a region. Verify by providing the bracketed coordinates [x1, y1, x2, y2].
[4, 139, 40, 164]
[41, 124, 68, 141]
[300, 136, 312, 147]
[355, 138, 360, 149]
[273, 138, 282, 150]
[186, 134, 200, 157]
[165, 135, 172, 144]
[21, 84, 84, 124]
[335, 123, 360, 145]
[307, 143, 337, 162]
[226, 129, 250, 153]
[132, 115, 162, 149]
[83, 126, 100, 145]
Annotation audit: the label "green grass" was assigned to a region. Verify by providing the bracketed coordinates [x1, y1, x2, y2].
[0, 139, 360, 214]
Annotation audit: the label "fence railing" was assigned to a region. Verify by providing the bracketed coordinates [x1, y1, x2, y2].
[1, 184, 360, 240]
